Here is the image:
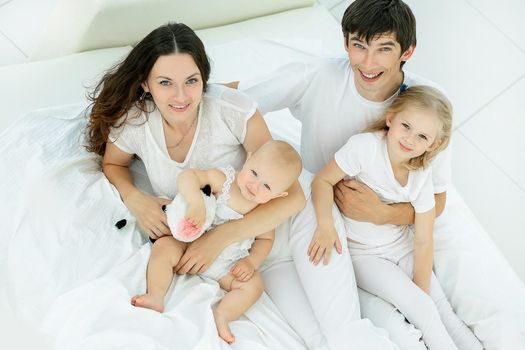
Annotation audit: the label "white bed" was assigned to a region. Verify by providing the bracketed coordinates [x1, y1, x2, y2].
[1, 1, 524, 349]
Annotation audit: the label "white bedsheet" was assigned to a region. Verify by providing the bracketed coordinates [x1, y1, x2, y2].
[0, 105, 306, 350]
[2, 37, 525, 349]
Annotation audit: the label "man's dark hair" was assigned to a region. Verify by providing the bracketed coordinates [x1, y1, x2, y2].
[342, 0, 416, 56]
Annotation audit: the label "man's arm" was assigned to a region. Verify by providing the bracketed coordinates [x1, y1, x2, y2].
[334, 179, 446, 225]
[224, 81, 239, 89]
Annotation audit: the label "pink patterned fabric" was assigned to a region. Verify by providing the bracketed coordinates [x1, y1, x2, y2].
[176, 219, 201, 240]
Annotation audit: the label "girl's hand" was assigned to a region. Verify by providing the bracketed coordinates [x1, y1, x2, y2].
[307, 225, 342, 265]
[124, 191, 172, 239]
[185, 201, 206, 229]
[231, 258, 255, 282]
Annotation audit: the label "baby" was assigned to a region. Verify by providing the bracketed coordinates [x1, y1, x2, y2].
[132, 140, 302, 344]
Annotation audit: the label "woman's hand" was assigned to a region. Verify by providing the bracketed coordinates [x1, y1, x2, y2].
[175, 226, 227, 274]
[307, 224, 342, 265]
[230, 258, 255, 282]
[124, 191, 172, 239]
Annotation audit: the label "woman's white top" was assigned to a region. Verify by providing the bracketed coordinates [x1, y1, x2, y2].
[335, 132, 435, 251]
[108, 84, 257, 198]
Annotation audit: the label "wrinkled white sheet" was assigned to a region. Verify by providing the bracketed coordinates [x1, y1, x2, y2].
[2, 38, 525, 350]
[0, 105, 306, 350]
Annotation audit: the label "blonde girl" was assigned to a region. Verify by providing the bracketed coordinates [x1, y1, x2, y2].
[309, 86, 482, 350]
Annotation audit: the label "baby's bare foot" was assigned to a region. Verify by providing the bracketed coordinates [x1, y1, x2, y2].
[131, 294, 164, 313]
[213, 309, 235, 344]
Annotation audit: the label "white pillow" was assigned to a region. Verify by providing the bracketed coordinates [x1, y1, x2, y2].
[0, 46, 131, 132]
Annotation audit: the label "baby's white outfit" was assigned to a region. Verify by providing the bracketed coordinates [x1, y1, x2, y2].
[199, 164, 255, 281]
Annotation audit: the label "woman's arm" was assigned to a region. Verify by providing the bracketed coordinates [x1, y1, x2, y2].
[103, 142, 171, 239]
[176, 110, 306, 274]
[412, 208, 436, 294]
[308, 160, 347, 265]
[334, 180, 447, 225]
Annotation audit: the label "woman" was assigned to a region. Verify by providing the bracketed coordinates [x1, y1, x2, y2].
[87, 22, 305, 264]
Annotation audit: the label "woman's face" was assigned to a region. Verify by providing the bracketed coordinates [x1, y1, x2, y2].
[142, 53, 204, 123]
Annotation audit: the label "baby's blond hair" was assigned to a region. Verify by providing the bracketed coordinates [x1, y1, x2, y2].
[252, 140, 302, 187]
[366, 85, 453, 170]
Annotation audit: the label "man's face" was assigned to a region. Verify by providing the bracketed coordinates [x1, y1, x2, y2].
[345, 32, 414, 101]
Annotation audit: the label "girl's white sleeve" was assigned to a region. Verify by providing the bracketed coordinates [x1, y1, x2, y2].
[334, 133, 376, 177]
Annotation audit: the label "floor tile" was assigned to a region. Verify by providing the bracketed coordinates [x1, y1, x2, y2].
[0, 0, 59, 56]
[330, 0, 351, 21]
[0, 31, 25, 66]
[403, 0, 525, 127]
[452, 131, 525, 280]
[459, 75, 525, 190]
[0, 0, 13, 8]
[466, 0, 525, 53]
[317, 0, 345, 10]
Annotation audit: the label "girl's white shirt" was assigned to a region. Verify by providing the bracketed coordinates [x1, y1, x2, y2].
[335, 131, 435, 251]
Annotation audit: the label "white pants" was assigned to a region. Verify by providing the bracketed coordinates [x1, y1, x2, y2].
[261, 197, 399, 350]
[353, 253, 482, 350]
[349, 205, 525, 350]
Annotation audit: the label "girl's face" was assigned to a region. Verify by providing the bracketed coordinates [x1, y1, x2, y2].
[142, 53, 204, 123]
[385, 106, 441, 163]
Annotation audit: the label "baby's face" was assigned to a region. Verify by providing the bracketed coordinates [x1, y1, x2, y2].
[236, 154, 292, 204]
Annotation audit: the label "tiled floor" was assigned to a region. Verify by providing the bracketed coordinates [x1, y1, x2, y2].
[0, 0, 523, 282]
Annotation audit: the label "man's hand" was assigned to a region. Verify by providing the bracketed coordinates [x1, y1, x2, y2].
[334, 179, 387, 225]
[175, 227, 226, 274]
[230, 258, 255, 282]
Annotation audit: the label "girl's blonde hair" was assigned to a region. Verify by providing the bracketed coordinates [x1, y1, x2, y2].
[366, 85, 453, 170]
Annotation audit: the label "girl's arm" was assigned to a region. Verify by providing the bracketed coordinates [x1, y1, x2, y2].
[412, 208, 436, 294]
[176, 111, 306, 274]
[103, 142, 171, 239]
[309, 160, 348, 265]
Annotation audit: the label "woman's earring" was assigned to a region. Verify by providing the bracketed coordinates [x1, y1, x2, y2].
[139, 91, 150, 102]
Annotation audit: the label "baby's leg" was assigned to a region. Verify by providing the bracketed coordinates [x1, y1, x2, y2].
[214, 271, 265, 344]
[131, 236, 186, 312]
[353, 256, 458, 350]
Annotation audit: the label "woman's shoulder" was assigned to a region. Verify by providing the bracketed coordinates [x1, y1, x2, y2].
[203, 84, 257, 117]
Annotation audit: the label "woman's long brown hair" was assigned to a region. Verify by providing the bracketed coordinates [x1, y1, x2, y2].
[86, 23, 210, 156]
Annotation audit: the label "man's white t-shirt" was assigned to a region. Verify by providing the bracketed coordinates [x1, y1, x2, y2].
[335, 132, 435, 249]
[239, 57, 450, 193]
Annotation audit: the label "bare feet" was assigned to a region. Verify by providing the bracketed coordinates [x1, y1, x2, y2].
[131, 293, 164, 313]
[213, 309, 235, 344]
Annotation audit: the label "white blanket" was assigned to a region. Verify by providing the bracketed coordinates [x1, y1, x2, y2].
[0, 105, 306, 350]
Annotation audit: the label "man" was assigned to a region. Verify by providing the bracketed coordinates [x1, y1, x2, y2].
[235, 0, 524, 348]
